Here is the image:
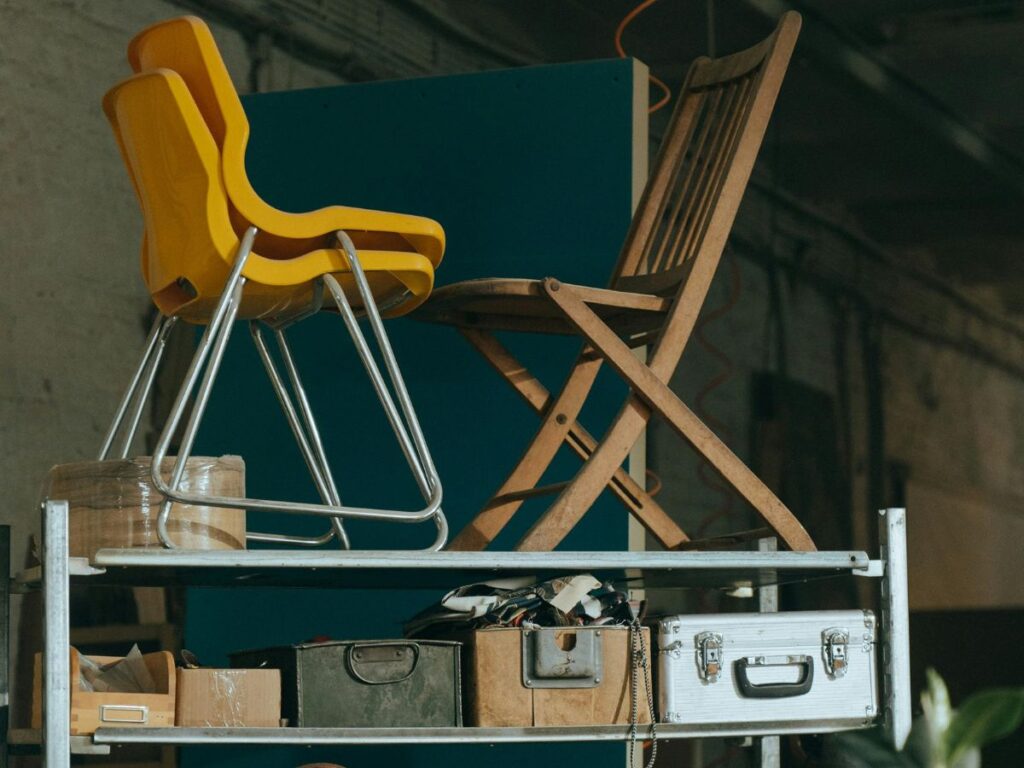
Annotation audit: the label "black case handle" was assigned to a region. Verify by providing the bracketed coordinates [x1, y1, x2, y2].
[735, 655, 814, 698]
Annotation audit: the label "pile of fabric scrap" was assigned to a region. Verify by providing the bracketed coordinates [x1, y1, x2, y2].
[405, 573, 637, 637]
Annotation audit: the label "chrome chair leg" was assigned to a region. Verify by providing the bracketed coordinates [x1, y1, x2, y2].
[250, 322, 346, 549]
[151, 226, 255, 548]
[273, 329, 350, 546]
[155, 270, 246, 548]
[326, 230, 447, 550]
[148, 225, 447, 549]
[118, 316, 178, 459]
[99, 313, 177, 460]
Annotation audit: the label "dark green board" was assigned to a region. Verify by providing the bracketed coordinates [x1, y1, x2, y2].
[185, 58, 642, 768]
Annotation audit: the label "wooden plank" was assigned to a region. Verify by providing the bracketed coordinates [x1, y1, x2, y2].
[448, 356, 602, 551]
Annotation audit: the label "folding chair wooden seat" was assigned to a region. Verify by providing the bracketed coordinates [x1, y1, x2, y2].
[416, 12, 815, 552]
[98, 17, 447, 550]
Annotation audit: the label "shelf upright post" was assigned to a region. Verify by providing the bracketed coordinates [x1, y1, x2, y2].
[0, 524, 9, 768]
[879, 508, 911, 750]
[42, 500, 70, 768]
[757, 536, 780, 768]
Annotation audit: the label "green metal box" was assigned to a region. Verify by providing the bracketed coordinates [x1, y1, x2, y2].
[231, 639, 462, 727]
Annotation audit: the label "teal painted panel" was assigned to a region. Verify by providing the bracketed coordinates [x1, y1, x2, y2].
[184, 59, 641, 767]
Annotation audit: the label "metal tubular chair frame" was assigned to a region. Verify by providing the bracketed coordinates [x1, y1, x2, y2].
[150, 229, 444, 550]
[417, 12, 814, 552]
[99, 313, 178, 462]
[102, 227, 447, 551]
[248, 323, 345, 548]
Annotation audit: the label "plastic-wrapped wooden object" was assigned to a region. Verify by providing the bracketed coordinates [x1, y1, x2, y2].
[42, 456, 246, 556]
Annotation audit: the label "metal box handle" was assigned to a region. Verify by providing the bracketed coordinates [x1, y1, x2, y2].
[99, 704, 149, 723]
[346, 642, 420, 685]
[735, 655, 814, 699]
[522, 628, 603, 689]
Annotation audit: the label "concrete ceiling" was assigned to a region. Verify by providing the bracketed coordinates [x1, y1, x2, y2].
[441, 0, 1024, 313]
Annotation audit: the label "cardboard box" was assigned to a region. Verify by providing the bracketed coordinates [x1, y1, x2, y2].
[464, 626, 653, 727]
[32, 649, 175, 735]
[175, 668, 281, 727]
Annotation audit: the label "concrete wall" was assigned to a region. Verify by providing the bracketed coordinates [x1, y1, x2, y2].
[0, 0, 341, 568]
[648, 179, 1024, 612]
[0, 0, 351, 730]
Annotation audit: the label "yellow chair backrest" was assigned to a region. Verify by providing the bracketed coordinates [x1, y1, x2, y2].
[127, 17, 240, 154]
[103, 69, 242, 319]
[104, 70, 435, 321]
[125, 16, 444, 265]
[105, 17, 446, 322]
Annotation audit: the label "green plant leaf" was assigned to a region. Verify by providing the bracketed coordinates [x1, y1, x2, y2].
[951, 746, 981, 768]
[828, 729, 921, 768]
[904, 714, 937, 767]
[922, 667, 953, 759]
[946, 687, 1024, 764]
[920, 668, 954, 765]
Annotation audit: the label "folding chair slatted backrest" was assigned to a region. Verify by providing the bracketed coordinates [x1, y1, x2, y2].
[614, 12, 800, 302]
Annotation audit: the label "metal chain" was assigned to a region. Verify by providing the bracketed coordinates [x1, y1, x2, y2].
[629, 617, 658, 768]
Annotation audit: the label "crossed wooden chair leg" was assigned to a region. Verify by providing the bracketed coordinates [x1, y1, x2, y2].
[448, 278, 816, 553]
[448, 330, 689, 551]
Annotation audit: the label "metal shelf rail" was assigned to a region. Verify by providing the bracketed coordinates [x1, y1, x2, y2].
[34, 500, 911, 767]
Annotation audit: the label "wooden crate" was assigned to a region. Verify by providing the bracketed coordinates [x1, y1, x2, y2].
[463, 626, 652, 727]
[32, 649, 176, 735]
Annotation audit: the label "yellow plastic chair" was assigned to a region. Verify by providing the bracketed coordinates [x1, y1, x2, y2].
[98, 21, 447, 550]
[118, 15, 444, 322]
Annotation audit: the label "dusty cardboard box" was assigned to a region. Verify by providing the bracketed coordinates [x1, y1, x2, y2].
[464, 625, 653, 727]
[176, 668, 281, 727]
[32, 649, 175, 735]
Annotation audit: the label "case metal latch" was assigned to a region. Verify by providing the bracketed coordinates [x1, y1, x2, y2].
[822, 628, 849, 678]
[695, 631, 723, 683]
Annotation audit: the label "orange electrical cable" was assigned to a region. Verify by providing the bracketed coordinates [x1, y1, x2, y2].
[614, 0, 672, 113]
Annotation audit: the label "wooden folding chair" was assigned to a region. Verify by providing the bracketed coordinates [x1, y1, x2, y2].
[417, 12, 815, 552]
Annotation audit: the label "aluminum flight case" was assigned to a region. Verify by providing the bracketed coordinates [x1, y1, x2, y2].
[657, 610, 878, 733]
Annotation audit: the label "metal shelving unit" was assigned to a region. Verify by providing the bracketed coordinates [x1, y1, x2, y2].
[25, 500, 911, 767]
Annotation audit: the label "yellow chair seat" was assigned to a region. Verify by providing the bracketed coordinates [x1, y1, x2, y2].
[152, 246, 436, 322]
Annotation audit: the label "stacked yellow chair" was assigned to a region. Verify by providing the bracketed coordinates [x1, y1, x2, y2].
[99, 16, 447, 549]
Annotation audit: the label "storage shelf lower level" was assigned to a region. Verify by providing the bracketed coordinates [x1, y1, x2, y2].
[88, 721, 869, 747]
[30, 504, 912, 765]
